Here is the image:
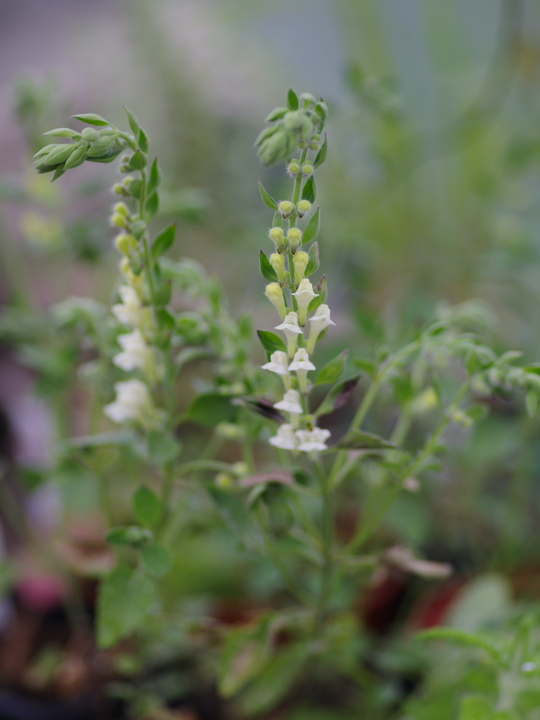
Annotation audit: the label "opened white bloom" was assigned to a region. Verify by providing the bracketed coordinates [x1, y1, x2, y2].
[268, 423, 298, 450]
[289, 348, 316, 393]
[113, 329, 160, 383]
[274, 389, 303, 415]
[306, 304, 336, 353]
[261, 351, 289, 376]
[104, 379, 157, 429]
[112, 285, 143, 328]
[275, 311, 303, 358]
[296, 427, 331, 453]
[292, 279, 318, 326]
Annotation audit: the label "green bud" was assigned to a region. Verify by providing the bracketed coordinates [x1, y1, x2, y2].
[113, 183, 124, 195]
[114, 233, 137, 255]
[265, 282, 287, 318]
[122, 176, 134, 187]
[278, 201, 295, 217]
[269, 253, 286, 283]
[111, 212, 127, 229]
[216, 473, 234, 489]
[287, 160, 300, 175]
[268, 226, 284, 248]
[113, 202, 129, 217]
[309, 140, 319, 151]
[302, 163, 314, 176]
[287, 227, 302, 251]
[130, 219, 147, 239]
[81, 128, 99, 142]
[257, 128, 296, 167]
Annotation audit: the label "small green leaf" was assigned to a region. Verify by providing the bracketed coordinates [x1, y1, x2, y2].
[335, 429, 397, 451]
[187, 393, 238, 427]
[148, 158, 161, 195]
[313, 134, 328, 168]
[124, 106, 140, 136]
[138, 127, 149, 153]
[145, 191, 159, 217]
[417, 627, 503, 663]
[302, 206, 320, 245]
[258, 180, 278, 210]
[315, 375, 361, 417]
[259, 251, 278, 282]
[86, 134, 117, 157]
[151, 224, 176, 260]
[63, 142, 88, 170]
[33, 144, 56, 159]
[353, 357, 377, 377]
[287, 89, 299, 110]
[127, 179, 144, 199]
[526, 390, 538, 417]
[316, 350, 348, 385]
[146, 431, 181, 466]
[72, 113, 112, 127]
[265, 107, 289, 122]
[133, 485, 161, 525]
[43, 128, 81, 139]
[45, 144, 75, 165]
[257, 330, 287, 355]
[97, 564, 157, 648]
[308, 275, 326, 313]
[129, 149, 147, 170]
[51, 164, 66, 181]
[141, 543, 171, 578]
[305, 241, 319, 276]
[302, 175, 316, 203]
[105, 525, 152, 547]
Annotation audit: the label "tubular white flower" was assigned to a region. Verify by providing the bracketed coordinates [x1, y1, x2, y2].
[261, 351, 289, 376]
[292, 279, 318, 326]
[113, 329, 160, 383]
[274, 389, 303, 415]
[306, 304, 335, 353]
[289, 348, 316, 393]
[104, 379, 157, 429]
[268, 423, 298, 450]
[112, 285, 144, 328]
[296, 427, 331, 453]
[275, 311, 303, 358]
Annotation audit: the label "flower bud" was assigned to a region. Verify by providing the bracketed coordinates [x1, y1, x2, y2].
[215, 473, 234, 489]
[113, 202, 129, 217]
[113, 183, 124, 195]
[278, 200, 295, 217]
[292, 251, 309, 285]
[302, 163, 314, 176]
[114, 233, 136, 256]
[122, 176, 134, 188]
[297, 199, 312, 216]
[81, 128, 99, 142]
[287, 160, 300, 175]
[130, 219, 146, 239]
[309, 140, 319, 151]
[111, 212, 127, 229]
[287, 227, 302, 251]
[265, 282, 287, 319]
[232, 462, 249, 477]
[269, 253, 286, 283]
[268, 226, 284, 249]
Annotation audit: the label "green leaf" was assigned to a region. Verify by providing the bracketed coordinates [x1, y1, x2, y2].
[316, 350, 348, 385]
[259, 251, 278, 282]
[457, 696, 494, 720]
[86, 134, 117, 157]
[353, 357, 377, 377]
[148, 158, 161, 195]
[315, 375, 361, 417]
[63, 142, 88, 170]
[64, 430, 135, 448]
[146, 431, 181, 466]
[257, 330, 287, 355]
[43, 128, 81, 139]
[151, 224, 176, 260]
[287, 89, 299, 111]
[129, 149, 147, 170]
[258, 180, 278, 210]
[417, 627, 503, 663]
[308, 275, 326, 313]
[302, 206, 320, 245]
[51, 164, 66, 181]
[133, 485, 161, 525]
[127, 179, 144, 199]
[305, 241, 319, 276]
[124, 106, 140, 136]
[302, 175, 316, 203]
[72, 113, 112, 127]
[265, 107, 289, 122]
[313, 133, 328, 168]
[138, 127, 149, 153]
[335, 429, 397, 451]
[526, 390, 538, 417]
[145, 191, 159, 217]
[97, 564, 157, 648]
[141, 542, 171, 578]
[105, 525, 152, 547]
[187, 393, 238, 427]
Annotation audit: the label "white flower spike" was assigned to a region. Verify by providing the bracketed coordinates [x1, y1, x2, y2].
[292, 279, 318, 326]
[104, 379, 157, 429]
[274, 389, 303, 415]
[275, 311, 303, 358]
[112, 285, 144, 328]
[296, 427, 331, 453]
[289, 348, 316, 393]
[306, 304, 335, 353]
[262, 351, 289, 376]
[268, 423, 298, 451]
[113, 329, 160, 383]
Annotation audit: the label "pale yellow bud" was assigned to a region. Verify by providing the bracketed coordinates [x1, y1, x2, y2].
[269, 253, 286, 283]
[287, 227, 303, 251]
[114, 233, 136, 256]
[113, 183, 124, 195]
[113, 202, 129, 217]
[301, 163, 314, 176]
[287, 160, 300, 175]
[232, 462, 249, 477]
[268, 226, 284, 248]
[293, 251, 309, 285]
[297, 200, 312, 215]
[215, 473, 233, 489]
[278, 200, 295, 217]
[265, 282, 287, 319]
[111, 212, 127, 229]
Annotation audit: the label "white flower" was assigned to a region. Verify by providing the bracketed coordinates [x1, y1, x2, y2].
[113, 329, 160, 382]
[289, 349, 316, 373]
[296, 427, 331, 453]
[275, 311, 303, 358]
[268, 423, 298, 450]
[274, 389, 303, 415]
[261, 351, 289, 376]
[104, 379, 157, 429]
[292, 279, 318, 325]
[112, 285, 143, 327]
[306, 304, 336, 353]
